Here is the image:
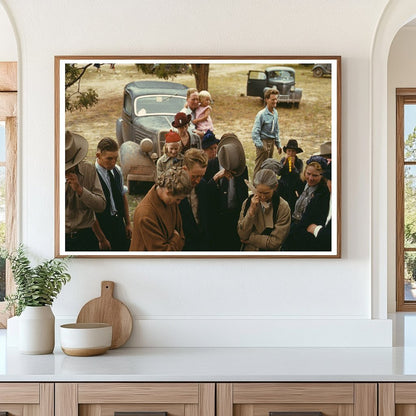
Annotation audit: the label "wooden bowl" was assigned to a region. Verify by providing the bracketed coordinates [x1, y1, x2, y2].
[60, 323, 112, 356]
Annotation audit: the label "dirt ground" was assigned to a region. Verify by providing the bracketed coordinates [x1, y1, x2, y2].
[65, 62, 332, 214]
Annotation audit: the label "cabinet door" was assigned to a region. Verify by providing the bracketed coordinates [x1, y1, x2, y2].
[217, 383, 377, 416]
[379, 383, 416, 416]
[0, 383, 53, 416]
[55, 383, 215, 416]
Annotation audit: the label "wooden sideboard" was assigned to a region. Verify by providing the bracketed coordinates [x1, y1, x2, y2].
[4, 382, 416, 416]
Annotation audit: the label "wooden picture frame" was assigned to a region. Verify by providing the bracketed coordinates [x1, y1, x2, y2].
[55, 56, 341, 258]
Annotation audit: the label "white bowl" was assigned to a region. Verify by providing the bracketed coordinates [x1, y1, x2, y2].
[60, 323, 112, 356]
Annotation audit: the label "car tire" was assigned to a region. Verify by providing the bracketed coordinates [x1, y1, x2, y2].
[313, 67, 324, 78]
[128, 180, 140, 195]
[128, 180, 153, 195]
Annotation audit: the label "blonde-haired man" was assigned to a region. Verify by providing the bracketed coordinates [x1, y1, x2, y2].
[179, 148, 211, 251]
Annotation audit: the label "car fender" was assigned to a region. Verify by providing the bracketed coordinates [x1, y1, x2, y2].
[119, 141, 141, 178]
[116, 118, 124, 147]
[294, 88, 303, 100]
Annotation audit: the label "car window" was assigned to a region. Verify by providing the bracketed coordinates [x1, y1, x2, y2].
[270, 70, 294, 81]
[134, 95, 186, 116]
[123, 92, 132, 116]
[248, 71, 267, 81]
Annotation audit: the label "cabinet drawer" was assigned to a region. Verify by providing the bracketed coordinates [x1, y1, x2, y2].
[0, 383, 53, 416]
[379, 383, 416, 415]
[56, 383, 215, 416]
[218, 383, 376, 416]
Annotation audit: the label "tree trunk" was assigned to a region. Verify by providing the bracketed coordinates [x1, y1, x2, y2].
[191, 64, 209, 91]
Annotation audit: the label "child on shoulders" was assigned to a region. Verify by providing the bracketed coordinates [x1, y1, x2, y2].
[192, 90, 214, 136]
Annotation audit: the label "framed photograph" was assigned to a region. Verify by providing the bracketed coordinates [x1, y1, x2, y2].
[55, 56, 341, 258]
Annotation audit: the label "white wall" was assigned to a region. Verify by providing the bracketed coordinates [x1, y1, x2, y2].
[0, 0, 395, 347]
[387, 26, 416, 312]
[0, 2, 16, 61]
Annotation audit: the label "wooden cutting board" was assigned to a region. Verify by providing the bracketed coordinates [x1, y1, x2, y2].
[76, 281, 133, 349]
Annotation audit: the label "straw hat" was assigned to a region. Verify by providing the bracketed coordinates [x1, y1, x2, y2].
[313, 141, 331, 158]
[65, 131, 88, 171]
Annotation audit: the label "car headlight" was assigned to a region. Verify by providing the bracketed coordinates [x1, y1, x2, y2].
[140, 138, 153, 153]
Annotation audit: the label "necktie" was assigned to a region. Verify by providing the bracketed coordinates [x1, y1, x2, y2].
[108, 170, 123, 216]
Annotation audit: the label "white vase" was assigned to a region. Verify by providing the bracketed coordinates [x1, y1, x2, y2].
[6, 315, 20, 347]
[19, 305, 55, 354]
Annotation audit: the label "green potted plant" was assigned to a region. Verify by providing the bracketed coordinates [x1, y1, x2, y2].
[3, 245, 71, 354]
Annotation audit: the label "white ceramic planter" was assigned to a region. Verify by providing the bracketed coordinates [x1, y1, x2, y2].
[19, 305, 55, 354]
[6, 315, 20, 347]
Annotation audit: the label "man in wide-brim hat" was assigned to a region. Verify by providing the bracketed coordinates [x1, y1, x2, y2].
[65, 131, 106, 252]
[313, 141, 331, 159]
[206, 133, 249, 251]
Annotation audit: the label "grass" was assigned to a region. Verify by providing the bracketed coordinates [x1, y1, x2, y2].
[65, 62, 332, 216]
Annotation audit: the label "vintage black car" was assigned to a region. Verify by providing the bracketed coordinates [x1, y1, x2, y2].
[312, 63, 332, 78]
[246, 66, 302, 108]
[116, 80, 188, 190]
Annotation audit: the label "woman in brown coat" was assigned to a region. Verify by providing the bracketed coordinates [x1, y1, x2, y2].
[130, 167, 192, 251]
[238, 169, 291, 251]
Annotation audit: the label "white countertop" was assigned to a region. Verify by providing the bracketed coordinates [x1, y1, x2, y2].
[2, 313, 416, 382]
[2, 337, 416, 382]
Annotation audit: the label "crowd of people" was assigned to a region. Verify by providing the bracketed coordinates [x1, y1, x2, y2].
[65, 87, 332, 253]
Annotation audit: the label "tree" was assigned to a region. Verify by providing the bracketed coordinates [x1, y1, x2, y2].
[65, 64, 99, 112]
[190, 64, 209, 91]
[136, 63, 210, 91]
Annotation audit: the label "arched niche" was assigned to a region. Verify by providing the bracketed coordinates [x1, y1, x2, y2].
[371, 0, 416, 319]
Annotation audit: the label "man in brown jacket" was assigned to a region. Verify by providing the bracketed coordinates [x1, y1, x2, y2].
[65, 131, 106, 251]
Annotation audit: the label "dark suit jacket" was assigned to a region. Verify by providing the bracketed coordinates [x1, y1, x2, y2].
[205, 158, 249, 250]
[314, 219, 332, 251]
[205, 158, 248, 213]
[282, 185, 331, 251]
[179, 179, 211, 251]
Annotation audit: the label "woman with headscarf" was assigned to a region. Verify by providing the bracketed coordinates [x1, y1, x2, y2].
[291, 155, 329, 223]
[282, 156, 330, 251]
[238, 169, 291, 251]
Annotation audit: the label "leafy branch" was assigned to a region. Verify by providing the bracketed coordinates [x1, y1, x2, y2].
[3, 245, 71, 316]
[65, 64, 99, 112]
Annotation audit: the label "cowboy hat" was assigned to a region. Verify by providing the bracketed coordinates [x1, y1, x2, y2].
[283, 139, 303, 153]
[172, 112, 192, 128]
[65, 131, 88, 171]
[217, 133, 246, 177]
[313, 141, 331, 157]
